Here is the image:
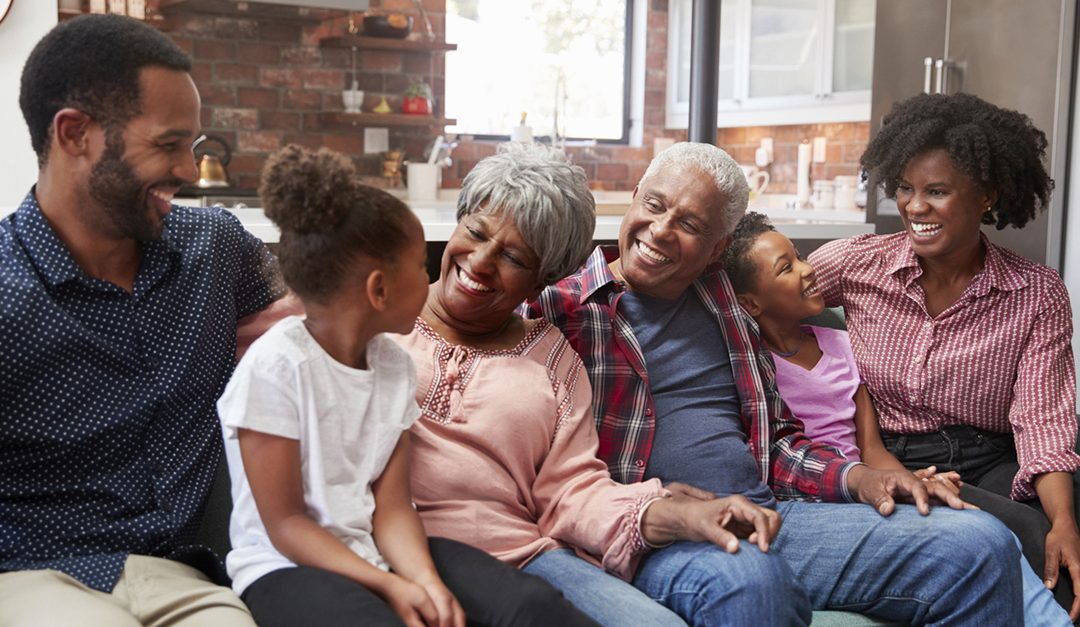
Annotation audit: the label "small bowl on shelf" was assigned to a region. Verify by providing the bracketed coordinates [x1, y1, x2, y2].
[363, 14, 413, 39]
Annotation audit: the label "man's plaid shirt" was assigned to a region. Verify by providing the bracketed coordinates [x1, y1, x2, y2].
[524, 246, 857, 502]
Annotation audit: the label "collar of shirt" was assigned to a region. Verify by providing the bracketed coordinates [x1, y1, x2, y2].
[882, 231, 1028, 297]
[578, 245, 622, 303]
[15, 189, 181, 298]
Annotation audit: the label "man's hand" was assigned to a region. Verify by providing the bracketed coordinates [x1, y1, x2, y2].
[1043, 524, 1080, 621]
[847, 465, 973, 516]
[642, 491, 781, 553]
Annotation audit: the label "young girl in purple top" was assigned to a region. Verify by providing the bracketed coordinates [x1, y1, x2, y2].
[723, 212, 1070, 625]
[723, 212, 948, 477]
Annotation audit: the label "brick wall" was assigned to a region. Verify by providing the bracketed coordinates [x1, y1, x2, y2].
[162, 0, 448, 190]
[161, 0, 866, 193]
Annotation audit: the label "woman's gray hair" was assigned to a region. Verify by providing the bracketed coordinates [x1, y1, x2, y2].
[640, 142, 749, 236]
[456, 142, 596, 286]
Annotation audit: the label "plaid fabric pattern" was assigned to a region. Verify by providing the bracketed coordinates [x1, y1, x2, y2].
[525, 246, 856, 502]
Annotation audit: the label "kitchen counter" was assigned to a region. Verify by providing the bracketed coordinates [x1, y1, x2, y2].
[0, 192, 874, 242]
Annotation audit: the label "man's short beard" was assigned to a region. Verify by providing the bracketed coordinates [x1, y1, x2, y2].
[88, 131, 161, 241]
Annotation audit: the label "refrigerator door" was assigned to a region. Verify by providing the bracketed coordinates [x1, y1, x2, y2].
[868, 0, 1075, 268]
[945, 0, 1073, 266]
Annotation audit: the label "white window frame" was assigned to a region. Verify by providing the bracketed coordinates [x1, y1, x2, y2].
[665, 0, 872, 129]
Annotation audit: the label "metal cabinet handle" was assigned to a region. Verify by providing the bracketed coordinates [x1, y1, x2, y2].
[935, 58, 946, 94]
[924, 57, 934, 94]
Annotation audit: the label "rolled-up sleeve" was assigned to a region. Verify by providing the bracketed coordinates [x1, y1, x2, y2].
[1009, 279, 1080, 500]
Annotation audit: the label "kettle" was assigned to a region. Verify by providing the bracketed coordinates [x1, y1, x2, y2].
[193, 134, 231, 188]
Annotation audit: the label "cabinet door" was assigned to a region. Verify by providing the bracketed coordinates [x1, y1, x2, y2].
[747, 0, 820, 99]
[831, 0, 875, 94]
[947, 0, 1068, 265]
[667, 0, 874, 126]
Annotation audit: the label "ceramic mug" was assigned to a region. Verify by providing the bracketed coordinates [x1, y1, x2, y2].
[739, 165, 770, 198]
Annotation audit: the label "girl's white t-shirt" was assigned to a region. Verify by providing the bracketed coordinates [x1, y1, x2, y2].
[217, 316, 420, 595]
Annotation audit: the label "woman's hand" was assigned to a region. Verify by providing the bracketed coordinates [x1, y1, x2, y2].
[1033, 471, 1080, 620]
[912, 466, 963, 498]
[1044, 523, 1080, 621]
[412, 571, 465, 627]
[642, 491, 781, 553]
[382, 574, 441, 627]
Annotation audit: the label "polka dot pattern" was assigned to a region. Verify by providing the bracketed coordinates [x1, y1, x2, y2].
[0, 191, 285, 591]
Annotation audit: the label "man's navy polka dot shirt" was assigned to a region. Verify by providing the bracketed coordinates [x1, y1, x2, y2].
[0, 190, 285, 591]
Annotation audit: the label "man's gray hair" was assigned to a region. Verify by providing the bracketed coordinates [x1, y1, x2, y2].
[640, 142, 750, 236]
[456, 142, 596, 286]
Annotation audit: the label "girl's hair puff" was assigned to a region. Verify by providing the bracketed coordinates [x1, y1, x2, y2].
[259, 144, 416, 303]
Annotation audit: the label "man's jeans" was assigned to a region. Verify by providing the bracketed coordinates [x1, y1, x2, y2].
[523, 548, 686, 626]
[632, 503, 1027, 626]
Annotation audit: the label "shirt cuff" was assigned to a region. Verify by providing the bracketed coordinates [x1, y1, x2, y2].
[636, 494, 674, 549]
[838, 461, 866, 503]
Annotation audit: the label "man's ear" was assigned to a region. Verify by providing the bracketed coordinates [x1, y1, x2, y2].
[366, 268, 388, 311]
[709, 235, 732, 265]
[736, 292, 762, 317]
[53, 108, 95, 158]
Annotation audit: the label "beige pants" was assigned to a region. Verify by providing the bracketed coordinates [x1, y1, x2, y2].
[0, 555, 255, 627]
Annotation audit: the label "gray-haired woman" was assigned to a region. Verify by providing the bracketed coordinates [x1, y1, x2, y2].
[395, 142, 778, 627]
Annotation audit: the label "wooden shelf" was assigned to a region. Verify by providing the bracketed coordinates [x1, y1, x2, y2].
[318, 112, 456, 128]
[319, 35, 457, 53]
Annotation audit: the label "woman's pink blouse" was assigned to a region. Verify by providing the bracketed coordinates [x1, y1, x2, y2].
[395, 318, 666, 580]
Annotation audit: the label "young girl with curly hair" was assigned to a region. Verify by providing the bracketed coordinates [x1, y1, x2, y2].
[216, 145, 596, 627]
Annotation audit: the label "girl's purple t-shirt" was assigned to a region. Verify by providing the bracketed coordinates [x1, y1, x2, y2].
[773, 325, 861, 461]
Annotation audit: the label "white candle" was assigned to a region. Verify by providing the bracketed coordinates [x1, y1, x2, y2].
[796, 142, 812, 207]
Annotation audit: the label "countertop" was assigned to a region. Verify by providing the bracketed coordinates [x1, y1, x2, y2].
[0, 191, 873, 242]
[194, 190, 873, 242]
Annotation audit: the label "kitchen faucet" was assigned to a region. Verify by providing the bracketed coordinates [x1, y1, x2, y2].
[552, 71, 567, 150]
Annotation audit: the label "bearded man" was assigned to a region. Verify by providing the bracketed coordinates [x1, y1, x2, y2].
[0, 15, 285, 626]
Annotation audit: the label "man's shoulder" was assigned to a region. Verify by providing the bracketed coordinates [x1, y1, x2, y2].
[162, 204, 253, 254]
[0, 216, 51, 319]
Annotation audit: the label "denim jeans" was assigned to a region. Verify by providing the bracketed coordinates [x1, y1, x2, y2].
[632, 503, 1024, 626]
[523, 548, 685, 626]
[882, 425, 1080, 612]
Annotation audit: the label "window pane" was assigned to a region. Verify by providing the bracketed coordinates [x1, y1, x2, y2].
[833, 0, 875, 92]
[748, 0, 817, 99]
[445, 0, 626, 140]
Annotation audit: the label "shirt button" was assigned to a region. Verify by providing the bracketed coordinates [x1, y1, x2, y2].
[635, 459, 645, 468]
[645, 408, 653, 416]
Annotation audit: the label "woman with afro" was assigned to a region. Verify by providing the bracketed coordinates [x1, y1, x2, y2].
[809, 92, 1080, 618]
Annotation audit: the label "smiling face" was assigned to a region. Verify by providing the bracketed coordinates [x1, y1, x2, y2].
[736, 231, 824, 322]
[86, 66, 200, 241]
[895, 148, 994, 265]
[615, 164, 729, 299]
[430, 209, 543, 336]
